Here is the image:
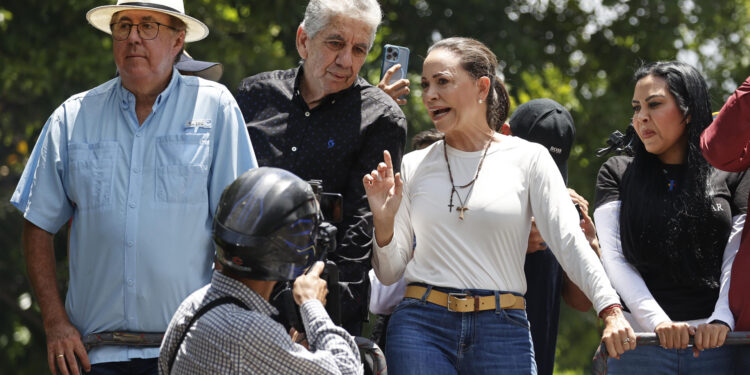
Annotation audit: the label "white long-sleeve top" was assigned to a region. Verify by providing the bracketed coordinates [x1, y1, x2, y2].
[595, 201, 742, 332]
[373, 136, 620, 314]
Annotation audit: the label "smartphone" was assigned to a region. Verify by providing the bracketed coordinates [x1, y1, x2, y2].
[380, 44, 410, 100]
[574, 203, 584, 220]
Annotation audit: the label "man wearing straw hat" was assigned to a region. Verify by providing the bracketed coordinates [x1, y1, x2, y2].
[10, 1, 256, 374]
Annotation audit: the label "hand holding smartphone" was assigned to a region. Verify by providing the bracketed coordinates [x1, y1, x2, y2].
[379, 44, 410, 105]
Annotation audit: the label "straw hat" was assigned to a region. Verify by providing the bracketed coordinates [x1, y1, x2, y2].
[87, 0, 208, 43]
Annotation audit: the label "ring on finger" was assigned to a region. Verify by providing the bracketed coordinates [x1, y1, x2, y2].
[56, 354, 65, 359]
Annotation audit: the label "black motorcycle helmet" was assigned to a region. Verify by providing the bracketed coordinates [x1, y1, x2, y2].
[213, 167, 323, 281]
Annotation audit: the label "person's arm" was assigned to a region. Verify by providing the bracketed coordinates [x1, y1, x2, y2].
[12, 106, 88, 374]
[701, 75, 750, 172]
[365, 151, 414, 285]
[237, 262, 363, 375]
[293, 262, 363, 375]
[595, 202, 671, 330]
[561, 188, 598, 312]
[23, 221, 90, 375]
[527, 149, 634, 357]
[208, 88, 258, 215]
[529, 149, 618, 312]
[692, 213, 743, 355]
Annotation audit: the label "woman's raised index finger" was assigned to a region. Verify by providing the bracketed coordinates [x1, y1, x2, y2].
[383, 150, 394, 177]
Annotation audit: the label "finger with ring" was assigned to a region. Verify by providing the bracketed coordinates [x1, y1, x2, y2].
[56, 354, 65, 359]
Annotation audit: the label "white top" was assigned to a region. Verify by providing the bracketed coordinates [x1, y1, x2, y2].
[595, 201, 742, 332]
[373, 136, 620, 313]
[368, 269, 407, 315]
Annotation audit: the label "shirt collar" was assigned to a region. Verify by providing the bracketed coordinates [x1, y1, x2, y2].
[210, 270, 278, 317]
[116, 68, 180, 111]
[293, 64, 361, 109]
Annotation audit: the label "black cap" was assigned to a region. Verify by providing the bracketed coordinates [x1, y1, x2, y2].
[175, 51, 223, 82]
[509, 98, 575, 183]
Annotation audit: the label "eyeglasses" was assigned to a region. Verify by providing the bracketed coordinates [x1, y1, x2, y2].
[109, 21, 178, 41]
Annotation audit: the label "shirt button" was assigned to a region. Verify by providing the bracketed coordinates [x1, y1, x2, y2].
[133, 168, 140, 174]
[129, 202, 136, 208]
[127, 241, 134, 247]
[291, 146, 297, 152]
[304, 111, 310, 117]
[136, 132, 142, 137]
[127, 279, 134, 287]
[332, 100, 336, 104]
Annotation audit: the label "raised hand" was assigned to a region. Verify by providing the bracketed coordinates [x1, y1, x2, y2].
[568, 188, 600, 257]
[377, 64, 410, 106]
[362, 150, 403, 247]
[293, 261, 328, 306]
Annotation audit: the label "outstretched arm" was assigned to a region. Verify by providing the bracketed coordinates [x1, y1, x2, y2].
[294, 262, 363, 375]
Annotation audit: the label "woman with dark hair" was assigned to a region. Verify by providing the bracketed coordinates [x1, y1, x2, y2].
[363, 37, 634, 374]
[594, 61, 746, 373]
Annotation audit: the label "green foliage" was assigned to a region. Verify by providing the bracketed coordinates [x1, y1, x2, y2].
[2, 0, 750, 373]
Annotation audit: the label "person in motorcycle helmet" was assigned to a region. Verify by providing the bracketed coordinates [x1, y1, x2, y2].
[158, 167, 363, 375]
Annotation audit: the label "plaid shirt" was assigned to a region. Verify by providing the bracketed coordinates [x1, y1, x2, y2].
[158, 271, 363, 375]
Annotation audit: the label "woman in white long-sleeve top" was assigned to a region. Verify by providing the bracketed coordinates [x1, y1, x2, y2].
[363, 37, 635, 375]
[594, 61, 747, 374]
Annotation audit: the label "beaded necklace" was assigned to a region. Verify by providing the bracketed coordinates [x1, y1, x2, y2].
[443, 134, 494, 220]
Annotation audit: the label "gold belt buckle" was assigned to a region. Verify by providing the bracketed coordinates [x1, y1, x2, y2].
[447, 292, 469, 312]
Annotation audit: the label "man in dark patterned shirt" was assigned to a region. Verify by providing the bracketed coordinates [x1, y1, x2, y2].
[236, 0, 407, 335]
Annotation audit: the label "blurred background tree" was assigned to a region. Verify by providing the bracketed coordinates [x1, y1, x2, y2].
[2, 0, 750, 373]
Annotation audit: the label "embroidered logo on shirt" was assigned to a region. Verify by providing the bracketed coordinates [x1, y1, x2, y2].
[549, 146, 562, 154]
[328, 139, 335, 149]
[185, 119, 212, 129]
[712, 203, 724, 212]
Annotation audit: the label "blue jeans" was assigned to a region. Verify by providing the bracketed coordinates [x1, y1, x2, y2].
[385, 286, 536, 375]
[607, 344, 735, 374]
[89, 358, 158, 375]
[735, 346, 750, 375]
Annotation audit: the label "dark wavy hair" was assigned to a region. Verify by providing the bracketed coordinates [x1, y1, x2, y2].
[619, 61, 720, 287]
[427, 37, 511, 131]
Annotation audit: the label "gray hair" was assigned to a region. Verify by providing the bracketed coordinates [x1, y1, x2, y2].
[300, 0, 382, 50]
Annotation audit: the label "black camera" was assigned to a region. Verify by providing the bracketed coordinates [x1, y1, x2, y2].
[270, 180, 343, 333]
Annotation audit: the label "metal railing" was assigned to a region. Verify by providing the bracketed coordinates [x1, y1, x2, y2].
[591, 332, 750, 375]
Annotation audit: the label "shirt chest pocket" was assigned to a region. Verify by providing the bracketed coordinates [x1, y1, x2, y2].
[68, 142, 118, 210]
[155, 134, 210, 204]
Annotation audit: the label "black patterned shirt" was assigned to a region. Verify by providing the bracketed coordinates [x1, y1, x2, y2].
[236, 66, 407, 329]
[158, 271, 363, 375]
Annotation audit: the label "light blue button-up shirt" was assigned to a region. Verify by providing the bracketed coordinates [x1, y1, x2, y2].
[11, 69, 257, 364]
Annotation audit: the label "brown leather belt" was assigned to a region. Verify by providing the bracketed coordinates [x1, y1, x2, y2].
[404, 285, 525, 312]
